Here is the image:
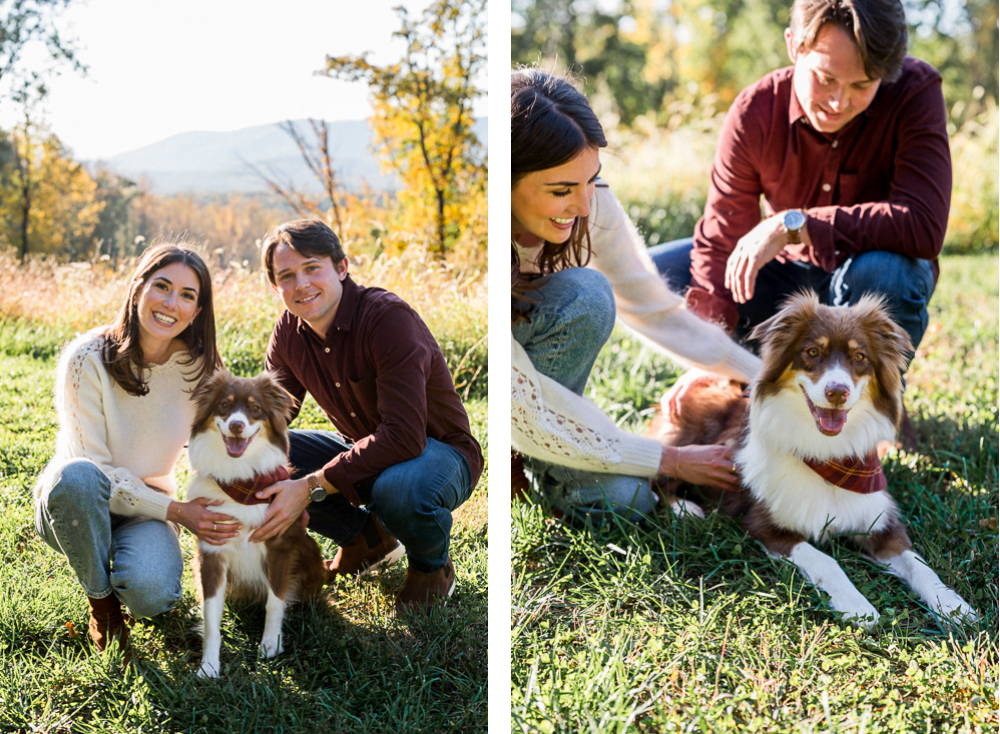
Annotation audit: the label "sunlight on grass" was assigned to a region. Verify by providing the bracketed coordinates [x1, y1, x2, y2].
[512, 253, 998, 733]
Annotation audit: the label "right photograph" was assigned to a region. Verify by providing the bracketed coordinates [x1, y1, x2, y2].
[509, 0, 998, 730]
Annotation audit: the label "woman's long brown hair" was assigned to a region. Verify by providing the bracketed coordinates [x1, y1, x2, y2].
[102, 243, 222, 396]
[511, 69, 608, 323]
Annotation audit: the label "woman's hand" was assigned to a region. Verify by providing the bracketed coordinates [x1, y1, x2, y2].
[167, 497, 242, 546]
[659, 444, 743, 493]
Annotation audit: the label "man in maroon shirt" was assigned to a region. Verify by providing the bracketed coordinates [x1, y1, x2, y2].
[248, 219, 483, 613]
[652, 0, 947, 364]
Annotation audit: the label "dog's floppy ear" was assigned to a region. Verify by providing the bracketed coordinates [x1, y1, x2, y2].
[854, 294, 910, 426]
[259, 371, 297, 425]
[190, 368, 230, 433]
[751, 290, 819, 387]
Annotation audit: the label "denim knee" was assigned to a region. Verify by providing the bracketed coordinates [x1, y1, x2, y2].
[522, 267, 615, 341]
[834, 251, 934, 351]
[37, 461, 109, 551]
[114, 568, 182, 618]
[44, 460, 109, 510]
[513, 268, 616, 394]
[371, 469, 452, 539]
[110, 520, 183, 618]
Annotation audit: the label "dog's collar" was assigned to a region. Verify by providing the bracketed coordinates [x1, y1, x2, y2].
[803, 452, 886, 494]
[216, 466, 290, 505]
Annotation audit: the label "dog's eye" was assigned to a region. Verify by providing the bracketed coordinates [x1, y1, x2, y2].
[854, 353, 866, 362]
[218, 402, 230, 412]
[806, 347, 819, 358]
[250, 404, 262, 414]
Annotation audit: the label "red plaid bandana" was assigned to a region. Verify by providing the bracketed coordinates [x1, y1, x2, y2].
[803, 452, 886, 494]
[217, 466, 290, 505]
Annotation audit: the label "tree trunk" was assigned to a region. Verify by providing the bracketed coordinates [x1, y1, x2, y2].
[436, 187, 446, 258]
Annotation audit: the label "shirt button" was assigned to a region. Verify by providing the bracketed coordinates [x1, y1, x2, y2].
[831, 140, 839, 148]
[335, 382, 341, 388]
[324, 348, 330, 353]
[350, 412, 356, 417]
[822, 183, 831, 192]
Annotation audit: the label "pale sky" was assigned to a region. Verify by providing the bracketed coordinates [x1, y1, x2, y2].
[1, 0, 487, 160]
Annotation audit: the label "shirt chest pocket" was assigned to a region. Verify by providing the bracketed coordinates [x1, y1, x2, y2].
[836, 167, 891, 205]
[346, 371, 377, 410]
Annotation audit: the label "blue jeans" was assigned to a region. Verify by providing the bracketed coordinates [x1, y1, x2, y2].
[34, 460, 183, 619]
[289, 430, 473, 573]
[512, 267, 656, 522]
[649, 238, 934, 361]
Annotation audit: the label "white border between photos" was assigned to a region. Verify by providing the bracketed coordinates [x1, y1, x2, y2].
[487, 0, 512, 729]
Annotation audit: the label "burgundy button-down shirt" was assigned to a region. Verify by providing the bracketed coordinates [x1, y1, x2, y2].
[689, 56, 951, 331]
[265, 274, 483, 506]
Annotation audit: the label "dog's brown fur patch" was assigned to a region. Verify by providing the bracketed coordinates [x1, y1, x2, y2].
[195, 550, 224, 600]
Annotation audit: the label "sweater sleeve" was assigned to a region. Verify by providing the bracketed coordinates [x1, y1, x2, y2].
[511, 333, 663, 476]
[55, 336, 173, 521]
[586, 185, 761, 381]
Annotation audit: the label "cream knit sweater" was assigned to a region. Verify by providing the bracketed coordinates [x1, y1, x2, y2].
[512, 184, 762, 477]
[35, 329, 202, 521]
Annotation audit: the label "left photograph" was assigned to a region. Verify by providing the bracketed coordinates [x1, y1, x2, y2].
[0, 0, 488, 731]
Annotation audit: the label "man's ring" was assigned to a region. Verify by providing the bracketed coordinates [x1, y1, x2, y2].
[730, 466, 737, 475]
[213, 523, 217, 531]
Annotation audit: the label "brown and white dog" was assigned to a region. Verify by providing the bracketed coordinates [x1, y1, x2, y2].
[187, 370, 329, 678]
[647, 292, 977, 629]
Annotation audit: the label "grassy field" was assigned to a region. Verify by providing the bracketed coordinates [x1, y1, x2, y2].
[0, 254, 488, 733]
[511, 253, 998, 733]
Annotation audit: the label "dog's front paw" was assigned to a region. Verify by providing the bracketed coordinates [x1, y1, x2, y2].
[670, 498, 705, 520]
[841, 607, 880, 631]
[197, 660, 221, 678]
[260, 635, 284, 659]
[834, 598, 880, 631]
[932, 591, 979, 627]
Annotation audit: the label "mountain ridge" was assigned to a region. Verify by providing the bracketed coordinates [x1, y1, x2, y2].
[93, 118, 486, 195]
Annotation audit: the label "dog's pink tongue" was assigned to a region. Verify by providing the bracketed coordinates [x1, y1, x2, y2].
[224, 435, 249, 457]
[814, 407, 849, 435]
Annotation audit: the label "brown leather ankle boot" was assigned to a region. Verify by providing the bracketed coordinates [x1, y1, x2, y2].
[324, 514, 405, 578]
[87, 594, 131, 654]
[394, 558, 456, 614]
[512, 451, 531, 502]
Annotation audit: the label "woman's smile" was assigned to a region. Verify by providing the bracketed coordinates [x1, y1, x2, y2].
[511, 147, 601, 244]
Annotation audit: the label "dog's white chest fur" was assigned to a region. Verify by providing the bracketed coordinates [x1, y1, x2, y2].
[738, 386, 897, 543]
[187, 475, 272, 593]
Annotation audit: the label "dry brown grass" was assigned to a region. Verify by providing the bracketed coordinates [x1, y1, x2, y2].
[0, 244, 487, 396]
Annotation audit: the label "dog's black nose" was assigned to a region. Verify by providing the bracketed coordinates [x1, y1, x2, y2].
[825, 384, 850, 406]
[229, 421, 245, 435]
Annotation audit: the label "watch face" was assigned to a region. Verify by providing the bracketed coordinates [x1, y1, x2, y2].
[784, 209, 806, 231]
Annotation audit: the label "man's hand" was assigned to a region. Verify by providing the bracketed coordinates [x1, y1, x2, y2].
[249, 477, 311, 543]
[725, 212, 808, 303]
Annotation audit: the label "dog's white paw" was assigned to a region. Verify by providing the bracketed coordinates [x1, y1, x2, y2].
[260, 635, 284, 659]
[834, 599, 880, 630]
[931, 591, 978, 627]
[670, 498, 705, 520]
[197, 660, 221, 678]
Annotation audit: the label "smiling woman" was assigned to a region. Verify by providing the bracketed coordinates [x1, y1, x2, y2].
[510, 69, 762, 523]
[32, 243, 230, 661]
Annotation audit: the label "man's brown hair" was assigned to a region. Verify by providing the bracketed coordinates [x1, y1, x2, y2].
[260, 219, 346, 286]
[789, 0, 907, 82]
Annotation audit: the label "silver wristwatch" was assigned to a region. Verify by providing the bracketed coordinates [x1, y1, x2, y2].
[306, 473, 327, 503]
[783, 209, 807, 244]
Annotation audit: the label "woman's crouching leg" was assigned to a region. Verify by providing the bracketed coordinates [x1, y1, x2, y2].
[525, 459, 656, 523]
[109, 518, 183, 619]
[34, 459, 117, 598]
